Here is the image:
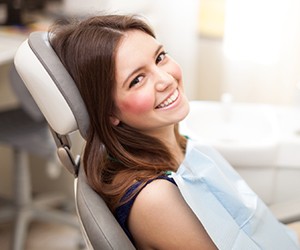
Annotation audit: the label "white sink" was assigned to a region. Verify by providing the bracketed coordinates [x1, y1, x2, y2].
[180, 101, 280, 167]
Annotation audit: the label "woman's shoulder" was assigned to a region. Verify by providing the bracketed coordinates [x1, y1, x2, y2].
[115, 175, 175, 241]
[127, 175, 217, 249]
[118, 175, 176, 210]
[126, 178, 182, 245]
[132, 177, 178, 206]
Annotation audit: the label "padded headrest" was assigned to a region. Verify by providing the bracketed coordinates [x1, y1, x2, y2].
[14, 32, 89, 139]
[10, 64, 44, 122]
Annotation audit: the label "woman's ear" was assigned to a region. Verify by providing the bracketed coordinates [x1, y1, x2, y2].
[110, 116, 120, 126]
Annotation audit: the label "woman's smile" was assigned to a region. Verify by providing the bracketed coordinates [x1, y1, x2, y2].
[156, 88, 179, 109]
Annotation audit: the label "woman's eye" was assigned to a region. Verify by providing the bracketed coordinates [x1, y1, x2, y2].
[129, 75, 143, 88]
[156, 51, 167, 64]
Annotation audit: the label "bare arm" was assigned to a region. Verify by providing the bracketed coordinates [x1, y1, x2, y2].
[128, 179, 217, 250]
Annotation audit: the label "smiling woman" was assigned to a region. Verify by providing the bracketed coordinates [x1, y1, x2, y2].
[113, 29, 189, 135]
[48, 14, 300, 249]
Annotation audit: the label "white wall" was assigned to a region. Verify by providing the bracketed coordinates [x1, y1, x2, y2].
[222, 0, 300, 105]
[193, 0, 300, 105]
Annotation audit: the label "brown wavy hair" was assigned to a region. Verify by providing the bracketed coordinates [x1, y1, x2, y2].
[49, 14, 186, 212]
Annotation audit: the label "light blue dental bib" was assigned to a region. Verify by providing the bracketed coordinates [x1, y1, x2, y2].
[170, 141, 299, 250]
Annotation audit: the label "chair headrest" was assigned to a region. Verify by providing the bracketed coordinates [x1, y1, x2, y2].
[14, 31, 89, 139]
[10, 64, 44, 122]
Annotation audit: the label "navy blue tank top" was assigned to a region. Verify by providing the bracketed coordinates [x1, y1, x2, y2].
[115, 175, 176, 243]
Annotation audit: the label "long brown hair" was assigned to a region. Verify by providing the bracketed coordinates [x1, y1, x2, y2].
[49, 14, 186, 212]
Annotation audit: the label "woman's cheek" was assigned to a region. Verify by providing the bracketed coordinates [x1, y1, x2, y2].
[119, 93, 154, 115]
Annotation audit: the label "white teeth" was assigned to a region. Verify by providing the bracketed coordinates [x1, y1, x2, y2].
[157, 89, 179, 109]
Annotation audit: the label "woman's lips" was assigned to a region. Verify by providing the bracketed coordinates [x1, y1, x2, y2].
[156, 89, 179, 109]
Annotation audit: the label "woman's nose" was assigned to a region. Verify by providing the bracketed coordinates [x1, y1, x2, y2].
[154, 69, 172, 91]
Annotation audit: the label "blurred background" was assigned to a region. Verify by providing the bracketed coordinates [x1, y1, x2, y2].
[1, 0, 300, 249]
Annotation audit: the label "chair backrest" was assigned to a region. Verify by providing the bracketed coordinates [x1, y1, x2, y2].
[14, 31, 135, 250]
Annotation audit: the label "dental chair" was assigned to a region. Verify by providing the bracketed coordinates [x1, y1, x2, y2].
[14, 31, 135, 250]
[0, 65, 79, 250]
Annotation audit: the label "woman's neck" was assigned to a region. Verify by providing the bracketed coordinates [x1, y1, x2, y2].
[142, 125, 185, 169]
[160, 129, 185, 169]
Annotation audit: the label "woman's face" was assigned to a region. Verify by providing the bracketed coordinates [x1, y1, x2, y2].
[112, 30, 189, 138]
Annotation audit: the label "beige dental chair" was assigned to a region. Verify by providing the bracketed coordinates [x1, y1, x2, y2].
[14, 31, 135, 250]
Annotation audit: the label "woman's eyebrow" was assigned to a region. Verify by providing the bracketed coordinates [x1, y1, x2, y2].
[154, 44, 163, 58]
[122, 44, 164, 87]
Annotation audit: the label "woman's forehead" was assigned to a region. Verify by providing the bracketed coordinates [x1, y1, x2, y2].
[115, 30, 160, 83]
